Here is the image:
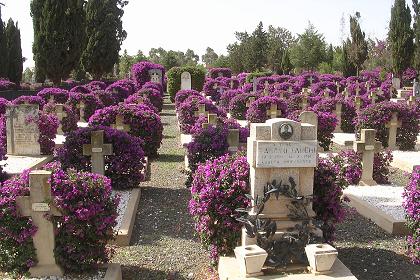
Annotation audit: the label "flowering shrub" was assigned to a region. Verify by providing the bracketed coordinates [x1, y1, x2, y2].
[0, 162, 119, 274]
[56, 126, 145, 189]
[12, 96, 45, 110]
[131, 61, 165, 87]
[402, 68, 418, 83]
[310, 81, 338, 97]
[167, 66, 206, 101]
[43, 103, 78, 134]
[0, 79, 17, 91]
[105, 81, 132, 102]
[136, 88, 163, 112]
[189, 153, 250, 264]
[88, 104, 163, 158]
[246, 96, 288, 123]
[174, 89, 203, 109]
[356, 102, 419, 150]
[219, 89, 242, 110]
[142, 81, 164, 96]
[86, 81, 107, 91]
[67, 92, 103, 121]
[38, 113, 60, 154]
[92, 90, 119, 107]
[37, 88, 69, 104]
[402, 167, 420, 264]
[0, 98, 10, 114]
[177, 97, 226, 134]
[124, 93, 159, 113]
[69, 85, 91, 95]
[229, 93, 258, 120]
[209, 68, 232, 78]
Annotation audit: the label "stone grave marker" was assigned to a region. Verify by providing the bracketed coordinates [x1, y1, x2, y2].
[355, 96, 362, 113]
[333, 102, 343, 132]
[55, 104, 67, 135]
[227, 129, 240, 153]
[77, 101, 86, 122]
[16, 170, 64, 277]
[413, 80, 420, 97]
[246, 97, 256, 108]
[194, 104, 208, 117]
[343, 88, 349, 100]
[355, 83, 361, 97]
[263, 81, 270, 95]
[407, 96, 416, 107]
[336, 82, 340, 94]
[111, 115, 130, 132]
[354, 129, 382, 186]
[392, 77, 401, 90]
[266, 103, 281, 119]
[83, 130, 113, 175]
[245, 117, 318, 246]
[308, 76, 314, 85]
[288, 86, 294, 95]
[366, 81, 371, 93]
[385, 112, 402, 150]
[230, 79, 235, 89]
[201, 113, 218, 129]
[6, 104, 41, 156]
[180, 71, 192, 90]
[252, 78, 258, 93]
[149, 69, 163, 85]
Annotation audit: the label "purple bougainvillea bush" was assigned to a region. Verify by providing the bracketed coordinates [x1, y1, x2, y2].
[0, 79, 17, 91]
[174, 89, 203, 109]
[0, 162, 119, 274]
[229, 93, 258, 120]
[131, 61, 165, 88]
[135, 88, 163, 112]
[0, 98, 10, 115]
[43, 102, 78, 134]
[124, 93, 159, 113]
[92, 90, 119, 108]
[219, 89, 242, 110]
[142, 81, 164, 96]
[12, 96, 45, 110]
[356, 102, 419, 150]
[67, 92, 103, 122]
[246, 96, 288, 123]
[209, 68, 232, 79]
[403, 167, 420, 265]
[105, 80, 134, 103]
[56, 126, 145, 189]
[69, 85, 91, 95]
[203, 78, 229, 102]
[37, 88, 70, 104]
[177, 97, 226, 134]
[189, 152, 250, 264]
[88, 103, 163, 158]
[86, 80, 107, 91]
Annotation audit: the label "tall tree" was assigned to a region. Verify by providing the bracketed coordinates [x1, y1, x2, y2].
[201, 47, 219, 68]
[413, 0, 420, 71]
[348, 12, 368, 75]
[266, 25, 294, 74]
[244, 22, 268, 71]
[389, 0, 414, 78]
[5, 19, 22, 84]
[290, 23, 327, 71]
[31, 0, 86, 84]
[0, 6, 7, 78]
[342, 39, 357, 77]
[82, 0, 127, 79]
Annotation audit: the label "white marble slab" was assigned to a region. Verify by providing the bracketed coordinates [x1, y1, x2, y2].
[1, 155, 53, 175]
[332, 133, 356, 147]
[391, 150, 420, 172]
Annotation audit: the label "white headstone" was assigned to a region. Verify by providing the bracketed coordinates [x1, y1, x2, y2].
[181, 71, 192, 90]
[392, 77, 401, 90]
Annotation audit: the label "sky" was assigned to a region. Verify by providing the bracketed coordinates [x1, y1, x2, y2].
[1, 0, 416, 68]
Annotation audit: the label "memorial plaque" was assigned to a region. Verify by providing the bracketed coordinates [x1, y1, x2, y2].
[92, 148, 103, 153]
[256, 141, 317, 168]
[6, 105, 41, 155]
[32, 203, 51, 212]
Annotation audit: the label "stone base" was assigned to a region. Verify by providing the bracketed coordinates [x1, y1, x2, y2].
[344, 192, 408, 235]
[29, 264, 64, 277]
[110, 189, 141, 246]
[218, 257, 358, 280]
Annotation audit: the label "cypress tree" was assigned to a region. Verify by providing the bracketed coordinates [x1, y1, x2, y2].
[5, 19, 22, 84]
[342, 39, 357, 77]
[0, 10, 8, 78]
[82, 0, 127, 79]
[31, 0, 85, 84]
[413, 0, 420, 71]
[389, 0, 414, 78]
[348, 12, 368, 75]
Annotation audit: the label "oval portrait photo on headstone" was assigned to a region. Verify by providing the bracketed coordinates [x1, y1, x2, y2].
[279, 123, 294, 140]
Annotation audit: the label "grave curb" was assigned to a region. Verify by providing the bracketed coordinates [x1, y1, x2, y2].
[111, 188, 141, 246]
[345, 193, 409, 235]
[4, 155, 54, 176]
[104, 263, 122, 280]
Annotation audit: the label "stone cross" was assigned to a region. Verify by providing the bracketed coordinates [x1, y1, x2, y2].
[385, 112, 402, 150]
[82, 130, 113, 175]
[77, 101, 86, 122]
[323, 89, 330, 98]
[407, 96, 416, 107]
[194, 104, 208, 117]
[369, 91, 378, 104]
[354, 129, 382, 186]
[266, 103, 281, 119]
[288, 86, 294, 94]
[366, 81, 371, 93]
[111, 115, 130, 132]
[55, 104, 67, 135]
[230, 79, 235, 89]
[16, 171, 64, 277]
[227, 129, 240, 153]
[246, 97, 256, 108]
[333, 102, 343, 133]
[201, 113, 218, 129]
[355, 83, 361, 97]
[336, 82, 340, 94]
[354, 96, 362, 113]
[343, 88, 349, 100]
[301, 95, 308, 110]
[252, 78, 258, 93]
[263, 81, 270, 95]
[308, 76, 314, 85]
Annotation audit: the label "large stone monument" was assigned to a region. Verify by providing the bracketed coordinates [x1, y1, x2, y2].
[6, 104, 41, 156]
[16, 171, 64, 277]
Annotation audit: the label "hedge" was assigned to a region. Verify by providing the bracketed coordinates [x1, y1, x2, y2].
[167, 66, 205, 102]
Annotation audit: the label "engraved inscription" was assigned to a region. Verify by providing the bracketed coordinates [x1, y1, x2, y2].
[32, 203, 50, 212]
[92, 148, 103, 153]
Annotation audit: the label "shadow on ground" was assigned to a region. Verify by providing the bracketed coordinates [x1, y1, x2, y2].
[122, 265, 189, 280]
[157, 153, 184, 163]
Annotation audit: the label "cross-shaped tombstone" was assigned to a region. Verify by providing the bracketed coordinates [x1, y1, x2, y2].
[308, 76, 314, 85]
[111, 114, 130, 132]
[263, 81, 270, 95]
[333, 102, 343, 133]
[385, 112, 402, 150]
[343, 88, 349, 100]
[82, 130, 113, 175]
[55, 104, 67, 135]
[369, 90, 378, 104]
[288, 86, 294, 95]
[323, 89, 330, 99]
[366, 81, 371, 93]
[266, 103, 281, 119]
[355, 83, 361, 97]
[230, 79, 234, 89]
[336, 82, 341, 94]
[227, 128, 240, 153]
[301, 90, 309, 109]
[354, 129, 382, 186]
[407, 95, 416, 107]
[194, 104, 208, 117]
[246, 97, 256, 108]
[354, 96, 362, 113]
[252, 78, 258, 93]
[16, 171, 64, 277]
[201, 113, 218, 129]
[77, 101, 86, 122]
